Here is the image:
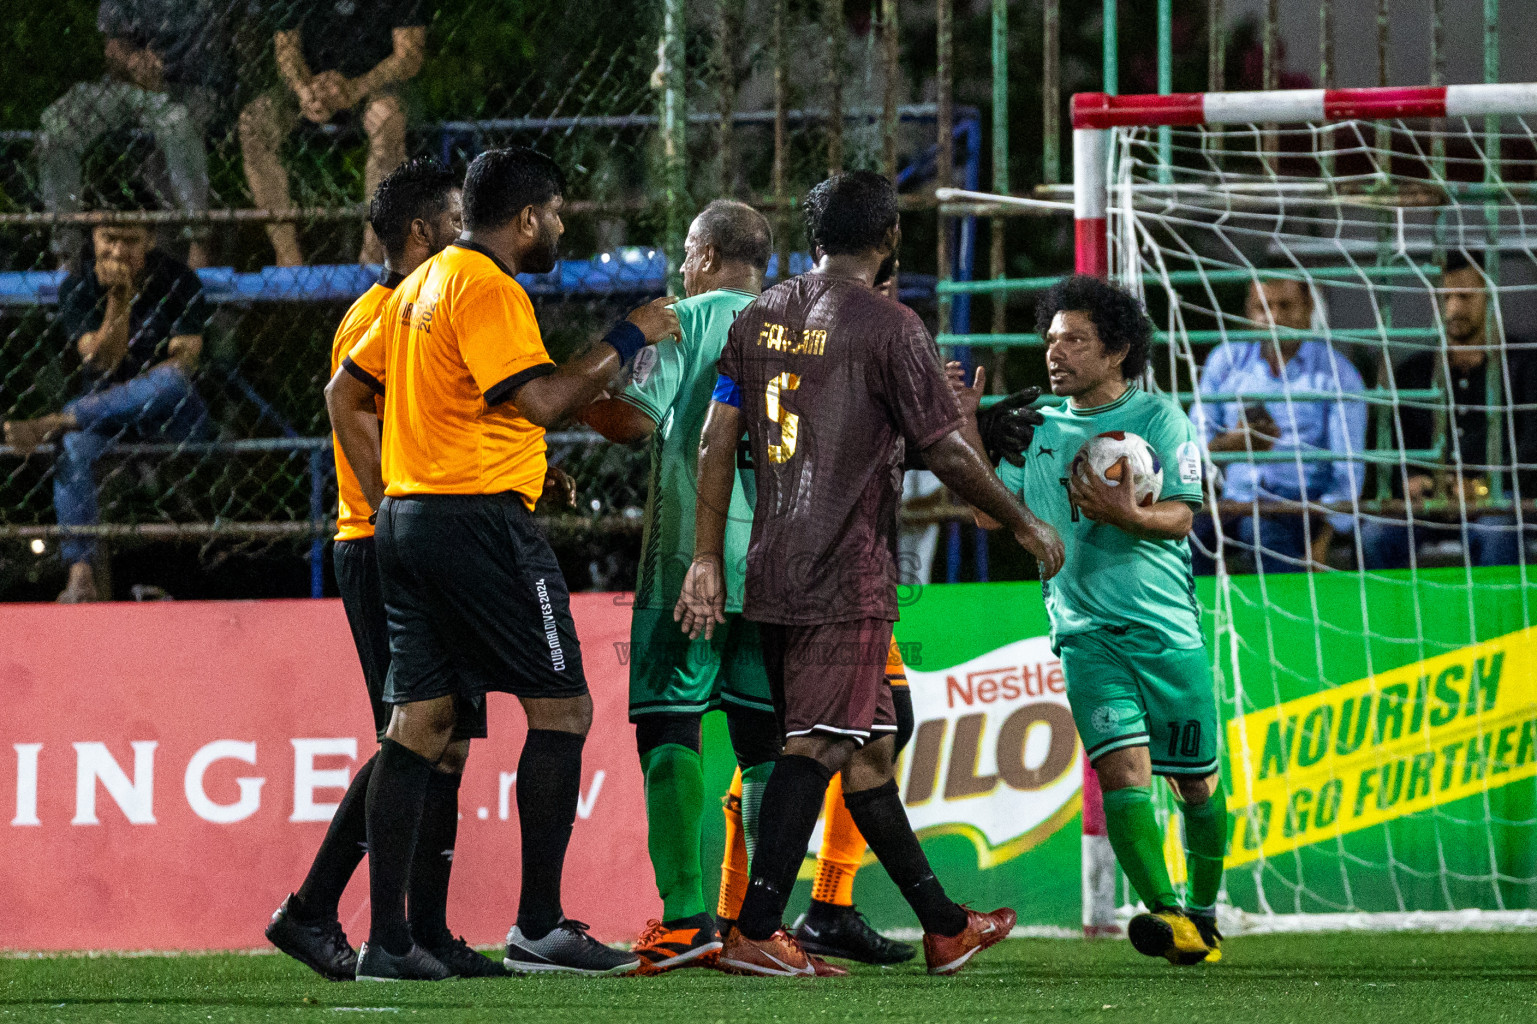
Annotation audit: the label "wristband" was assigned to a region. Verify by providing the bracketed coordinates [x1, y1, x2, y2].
[603, 319, 647, 363]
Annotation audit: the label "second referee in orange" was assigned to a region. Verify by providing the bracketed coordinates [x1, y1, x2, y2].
[327, 147, 680, 980]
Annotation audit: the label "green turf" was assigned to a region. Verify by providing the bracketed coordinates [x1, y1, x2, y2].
[2, 932, 1535, 1024]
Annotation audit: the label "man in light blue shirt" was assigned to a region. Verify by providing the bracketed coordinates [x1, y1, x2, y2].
[1190, 277, 1367, 573]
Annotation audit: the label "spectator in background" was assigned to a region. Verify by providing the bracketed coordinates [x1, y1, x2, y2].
[898, 470, 945, 586]
[2, 213, 210, 603]
[1191, 276, 1366, 573]
[37, 1, 233, 268]
[240, 1, 426, 266]
[1362, 252, 1537, 568]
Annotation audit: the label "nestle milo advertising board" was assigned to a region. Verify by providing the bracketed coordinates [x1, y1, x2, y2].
[695, 567, 1536, 930]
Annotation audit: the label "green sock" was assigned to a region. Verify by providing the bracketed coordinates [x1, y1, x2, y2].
[641, 743, 706, 922]
[740, 761, 774, 865]
[1179, 784, 1229, 912]
[1102, 785, 1178, 911]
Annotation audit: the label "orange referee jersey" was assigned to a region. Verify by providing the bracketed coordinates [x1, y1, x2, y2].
[329, 275, 399, 542]
[345, 241, 555, 505]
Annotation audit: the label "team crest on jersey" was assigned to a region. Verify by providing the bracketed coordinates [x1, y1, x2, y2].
[1176, 440, 1201, 484]
[630, 344, 658, 387]
[1090, 705, 1122, 732]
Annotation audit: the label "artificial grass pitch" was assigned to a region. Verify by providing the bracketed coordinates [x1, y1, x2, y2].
[2, 932, 1534, 1024]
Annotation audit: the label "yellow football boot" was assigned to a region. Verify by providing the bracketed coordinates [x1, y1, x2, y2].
[1127, 908, 1210, 965]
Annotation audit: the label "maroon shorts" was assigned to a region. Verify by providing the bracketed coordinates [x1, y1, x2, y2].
[761, 618, 898, 745]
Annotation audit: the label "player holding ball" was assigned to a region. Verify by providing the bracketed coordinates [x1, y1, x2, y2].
[968, 275, 1228, 964]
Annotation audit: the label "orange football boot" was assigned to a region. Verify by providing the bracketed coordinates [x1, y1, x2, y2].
[632, 917, 723, 975]
[719, 927, 817, 977]
[922, 906, 1017, 976]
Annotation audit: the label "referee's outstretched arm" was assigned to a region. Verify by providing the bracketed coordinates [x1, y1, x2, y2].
[513, 296, 679, 428]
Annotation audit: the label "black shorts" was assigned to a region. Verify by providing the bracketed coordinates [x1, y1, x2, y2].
[334, 538, 487, 741]
[375, 492, 588, 708]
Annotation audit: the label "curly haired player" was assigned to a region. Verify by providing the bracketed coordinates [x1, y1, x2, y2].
[972, 275, 1229, 964]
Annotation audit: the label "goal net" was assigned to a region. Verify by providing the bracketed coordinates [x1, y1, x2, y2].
[1077, 86, 1537, 931]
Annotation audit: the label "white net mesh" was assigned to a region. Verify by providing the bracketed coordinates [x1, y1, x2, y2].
[1106, 116, 1537, 923]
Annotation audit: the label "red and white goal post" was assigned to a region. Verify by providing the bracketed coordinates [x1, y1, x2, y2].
[1060, 83, 1537, 936]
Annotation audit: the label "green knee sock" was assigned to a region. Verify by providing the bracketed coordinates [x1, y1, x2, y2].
[1102, 786, 1178, 912]
[641, 743, 706, 922]
[740, 761, 774, 865]
[1178, 785, 1229, 913]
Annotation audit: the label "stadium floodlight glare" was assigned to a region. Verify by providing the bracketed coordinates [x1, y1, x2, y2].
[1062, 82, 1537, 937]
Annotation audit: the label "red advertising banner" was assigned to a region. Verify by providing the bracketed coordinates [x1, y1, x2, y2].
[0, 596, 652, 951]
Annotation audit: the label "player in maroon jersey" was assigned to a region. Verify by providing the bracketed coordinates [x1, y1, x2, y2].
[676, 171, 1063, 977]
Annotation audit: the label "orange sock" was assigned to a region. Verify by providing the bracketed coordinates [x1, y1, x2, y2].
[717, 767, 749, 920]
[811, 773, 867, 907]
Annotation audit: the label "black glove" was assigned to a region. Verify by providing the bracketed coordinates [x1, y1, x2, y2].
[976, 386, 1045, 467]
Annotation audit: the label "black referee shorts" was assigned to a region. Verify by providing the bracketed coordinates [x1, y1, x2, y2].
[374, 492, 588, 708]
[333, 537, 487, 741]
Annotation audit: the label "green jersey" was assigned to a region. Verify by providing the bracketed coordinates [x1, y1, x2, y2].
[622, 288, 757, 612]
[998, 386, 1206, 650]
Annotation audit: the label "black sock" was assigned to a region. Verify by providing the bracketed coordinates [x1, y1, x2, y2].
[844, 779, 967, 937]
[515, 729, 585, 941]
[292, 752, 376, 921]
[408, 769, 462, 948]
[737, 755, 835, 941]
[365, 739, 435, 955]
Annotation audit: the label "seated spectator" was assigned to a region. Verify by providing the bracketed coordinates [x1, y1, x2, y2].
[37, 1, 232, 268]
[2, 219, 210, 603]
[899, 469, 946, 586]
[1361, 252, 1537, 568]
[239, 1, 426, 266]
[1191, 276, 1366, 573]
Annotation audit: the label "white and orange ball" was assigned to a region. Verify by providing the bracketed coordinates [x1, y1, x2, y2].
[1072, 430, 1163, 507]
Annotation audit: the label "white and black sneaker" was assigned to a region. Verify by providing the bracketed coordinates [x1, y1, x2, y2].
[355, 941, 453, 981]
[503, 918, 640, 975]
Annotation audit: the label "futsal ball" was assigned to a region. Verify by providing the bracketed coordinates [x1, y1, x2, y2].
[1072, 431, 1163, 507]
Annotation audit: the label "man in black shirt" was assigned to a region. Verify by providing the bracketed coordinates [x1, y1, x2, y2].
[2, 223, 209, 602]
[1362, 251, 1537, 568]
[239, 1, 426, 266]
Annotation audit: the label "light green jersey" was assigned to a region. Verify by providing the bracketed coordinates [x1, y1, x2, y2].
[622, 288, 757, 612]
[998, 386, 1206, 650]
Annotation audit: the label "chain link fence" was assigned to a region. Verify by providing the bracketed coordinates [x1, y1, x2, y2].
[0, 1, 968, 600]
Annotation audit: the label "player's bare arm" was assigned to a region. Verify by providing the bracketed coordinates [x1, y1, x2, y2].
[922, 429, 1065, 579]
[514, 296, 679, 428]
[325, 368, 385, 511]
[1068, 455, 1193, 540]
[674, 398, 737, 639]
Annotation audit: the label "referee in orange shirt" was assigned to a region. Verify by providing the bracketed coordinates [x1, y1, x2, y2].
[269, 159, 515, 980]
[327, 147, 679, 980]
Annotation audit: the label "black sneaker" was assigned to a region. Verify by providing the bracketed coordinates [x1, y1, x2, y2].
[792, 901, 916, 965]
[1188, 912, 1223, 963]
[504, 918, 640, 975]
[265, 894, 357, 982]
[422, 934, 511, 978]
[355, 941, 453, 981]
